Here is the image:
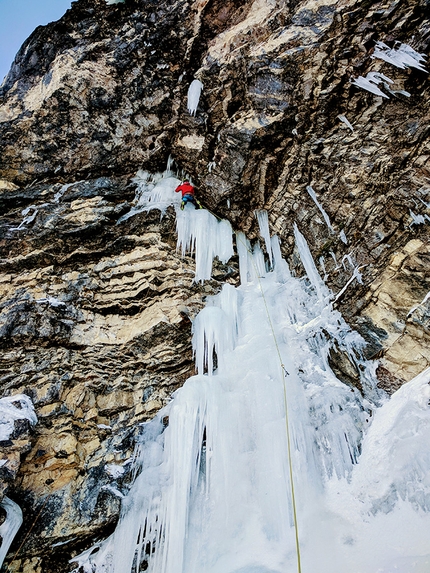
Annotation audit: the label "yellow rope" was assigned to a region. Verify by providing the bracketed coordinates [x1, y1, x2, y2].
[203, 205, 302, 573]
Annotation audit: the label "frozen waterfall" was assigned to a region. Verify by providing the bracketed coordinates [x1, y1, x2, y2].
[74, 190, 430, 573]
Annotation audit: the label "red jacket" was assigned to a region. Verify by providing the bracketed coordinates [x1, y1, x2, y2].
[175, 182, 195, 197]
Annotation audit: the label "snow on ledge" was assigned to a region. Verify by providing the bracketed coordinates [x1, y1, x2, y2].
[0, 394, 37, 442]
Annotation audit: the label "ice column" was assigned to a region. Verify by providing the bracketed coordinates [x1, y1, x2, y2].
[72, 208, 430, 573]
[294, 223, 330, 305]
[255, 210, 273, 266]
[176, 209, 233, 283]
[187, 80, 203, 116]
[236, 231, 266, 284]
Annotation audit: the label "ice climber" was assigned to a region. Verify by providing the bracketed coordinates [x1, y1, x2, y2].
[175, 179, 202, 210]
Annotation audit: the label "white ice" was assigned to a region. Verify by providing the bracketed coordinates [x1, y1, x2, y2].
[306, 186, 334, 233]
[0, 394, 37, 442]
[36, 296, 66, 308]
[409, 209, 427, 226]
[294, 223, 330, 307]
[334, 265, 364, 302]
[319, 256, 328, 281]
[407, 291, 430, 317]
[372, 41, 428, 73]
[255, 210, 273, 267]
[341, 253, 354, 270]
[74, 206, 430, 573]
[339, 229, 348, 244]
[330, 250, 341, 270]
[118, 169, 181, 223]
[53, 181, 83, 203]
[176, 208, 233, 283]
[337, 115, 354, 132]
[0, 497, 23, 568]
[10, 205, 39, 231]
[106, 464, 125, 479]
[351, 72, 392, 98]
[187, 80, 203, 116]
[121, 165, 234, 282]
[236, 231, 266, 285]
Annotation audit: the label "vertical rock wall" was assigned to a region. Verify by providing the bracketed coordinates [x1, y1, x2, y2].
[0, 0, 428, 569]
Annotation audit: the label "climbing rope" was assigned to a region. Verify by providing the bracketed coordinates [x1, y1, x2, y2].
[242, 239, 302, 573]
[201, 204, 303, 573]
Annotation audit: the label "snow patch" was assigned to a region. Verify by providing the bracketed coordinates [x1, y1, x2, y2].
[0, 395, 37, 442]
[106, 464, 125, 479]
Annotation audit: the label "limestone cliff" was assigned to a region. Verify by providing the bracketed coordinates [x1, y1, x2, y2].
[0, 0, 428, 570]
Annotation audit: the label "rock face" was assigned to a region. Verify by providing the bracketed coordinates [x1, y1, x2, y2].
[0, 176, 234, 570]
[0, 0, 429, 569]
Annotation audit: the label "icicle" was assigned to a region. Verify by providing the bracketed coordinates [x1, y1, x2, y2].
[74, 209, 430, 573]
[216, 219, 235, 264]
[371, 41, 428, 72]
[187, 80, 203, 116]
[337, 115, 354, 132]
[351, 72, 392, 98]
[255, 210, 273, 266]
[192, 306, 233, 375]
[271, 235, 291, 282]
[176, 209, 233, 283]
[339, 230, 348, 244]
[342, 253, 355, 270]
[0, 498, 23, 568]
[306, 186, 334, 233]
[334, 266, 364, 302]
[236, 231, 252, 285]
[235, 232, 264, 284]
[329, 250, 341, 270]
[294, 223, 330, 305]
[409, 210, 427, 226]
[214, 283, 239, 347]
[319, 256, 328, 281]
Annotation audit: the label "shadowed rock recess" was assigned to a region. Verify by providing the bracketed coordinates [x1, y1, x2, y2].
[0, 0, 429, 569]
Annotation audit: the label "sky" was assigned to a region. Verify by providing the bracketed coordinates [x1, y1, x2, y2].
[0, 0, 72, 83]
